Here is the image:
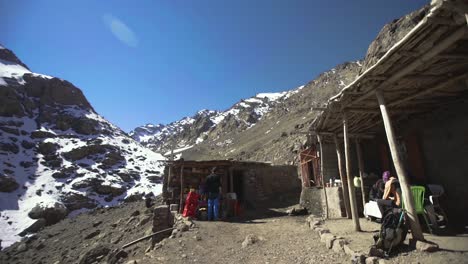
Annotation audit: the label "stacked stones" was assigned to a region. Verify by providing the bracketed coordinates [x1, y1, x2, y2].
[151, 205, 173, 247]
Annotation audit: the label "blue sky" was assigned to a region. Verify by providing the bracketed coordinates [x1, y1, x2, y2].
[0, 0, 427, 132]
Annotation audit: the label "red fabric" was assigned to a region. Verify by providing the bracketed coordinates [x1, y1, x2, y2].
[182, 191, 199, 217]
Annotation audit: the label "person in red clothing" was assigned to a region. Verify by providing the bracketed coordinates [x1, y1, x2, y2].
[183, 188, 199, 217]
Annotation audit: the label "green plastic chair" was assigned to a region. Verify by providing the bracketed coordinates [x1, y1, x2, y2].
[403, 186, 433, 234]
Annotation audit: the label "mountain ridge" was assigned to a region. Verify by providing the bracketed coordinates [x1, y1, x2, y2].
[0, 45, 166, 247]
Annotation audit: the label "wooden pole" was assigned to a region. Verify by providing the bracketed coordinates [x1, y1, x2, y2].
[167, 165, 172, 186]
[343, 112, 361, 231]
[334, 134, 351, 218]
[229, 167, 234, 192]
[375, 90, 424, 241]
[355, 138, 367, 209]
[179, 164, 184, 214]
[317, 135, 329, 219]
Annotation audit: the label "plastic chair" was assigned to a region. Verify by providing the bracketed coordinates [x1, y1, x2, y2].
[403, 186, 433, 234]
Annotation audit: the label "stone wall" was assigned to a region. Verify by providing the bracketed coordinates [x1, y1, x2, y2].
[325, 187, 347, 218]
[242, 165, 301, 208]
[299, 187, 324, 216]
[299, 186, 348, 219]
[151, 205, 174, 246]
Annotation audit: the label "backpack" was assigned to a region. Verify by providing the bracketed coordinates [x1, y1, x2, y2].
[374, 208, 408, 251]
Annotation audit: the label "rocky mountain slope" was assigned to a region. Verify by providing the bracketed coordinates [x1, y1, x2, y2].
[131, 4, 429, 165]
[132, 61, 362, 164]
[0, 46, 165, 247]
[130, 89, 303, 157]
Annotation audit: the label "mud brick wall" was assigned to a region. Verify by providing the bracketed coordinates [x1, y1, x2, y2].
[242, 165, 300, 208]
[321, 143, 339, 183]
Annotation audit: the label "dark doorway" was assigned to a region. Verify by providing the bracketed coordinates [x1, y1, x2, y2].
[233, 170, 244, 203]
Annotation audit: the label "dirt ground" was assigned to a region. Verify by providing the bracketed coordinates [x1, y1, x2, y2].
[323, 218, 468, 264]
[137, 212, 348, 264]
[0, 200, 349, 264]
[5, 198, 466, 264]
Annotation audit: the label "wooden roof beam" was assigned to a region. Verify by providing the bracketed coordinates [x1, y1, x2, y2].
[388, 72, 468, 107]
[315, 131, 375, 139]
[348, 26, 468, 108]
[436, 53, 468, 59]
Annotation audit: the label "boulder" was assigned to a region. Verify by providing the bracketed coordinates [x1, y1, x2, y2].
[317, 228, 330, 236]
[366, 257, 380, 264]
[350, 253, 366, 264]
[147, 175, 162, 184]
[63, 144, 107, 161]
[416, 240, 439, 252]
[36, 142, 58, 156]
[0, 126, 20, 135]
[0, 142, 19, 154]
[107, 248, 128, 264]
[19, 161, 34, 168]
[61, 193, 97, 211]
[95, 184, 126, 196]
[0, 175, 19, 192]
[72, 178, 103, 190]
[124, 193, 143, 203]
[320, 233, 336, 249]
[28, 202, 68, 225]
[71, 118, 99, 135]
[84, 230, 101, 240]
[30, 131, 56, 139]
[79, 244, 111, 264]
[241, 234, 258, 248]
[332, 238, 347, 253]
[368, 246, 385, 258]
[21, 140, 35, 149]
[19, 218, 46, 236]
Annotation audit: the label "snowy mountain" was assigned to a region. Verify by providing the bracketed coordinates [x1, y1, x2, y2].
[0, 45, 166, 247]
[130, 87, 304, 156]
[130, 61, 362, 165]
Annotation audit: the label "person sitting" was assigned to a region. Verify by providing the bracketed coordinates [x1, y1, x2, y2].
[377, 174, 401, 216]
[369, 171, 390, 201]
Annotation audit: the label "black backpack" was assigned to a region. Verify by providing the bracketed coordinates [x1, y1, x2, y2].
[374, 208, 408, 251]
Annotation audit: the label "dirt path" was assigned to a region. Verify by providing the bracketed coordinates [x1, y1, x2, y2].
[137, 215, 348, 264]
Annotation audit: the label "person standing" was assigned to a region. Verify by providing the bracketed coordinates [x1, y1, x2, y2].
[205, 167, 222, 221]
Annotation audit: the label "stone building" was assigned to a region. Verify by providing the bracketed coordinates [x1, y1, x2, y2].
[162, 160, 301, 214]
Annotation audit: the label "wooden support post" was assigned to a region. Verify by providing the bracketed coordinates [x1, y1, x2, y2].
[317, 135, 329, 219]
[334, 134, 351, 218]
[355, 138, 367, 208]
[229, 167, 234, 193]
[167, 165, 172, 186]
[343, 113, 361, 231]
[376, 90, 424, 241]
[179, 165, 185, 214]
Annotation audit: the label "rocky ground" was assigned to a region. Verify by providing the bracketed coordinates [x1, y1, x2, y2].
[3, 197, 465, 264]
[321, 218, 468, 264]
[140, 214, 348, 264]
[0, 197, 163, 264]
[0, 198, 349, 264]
